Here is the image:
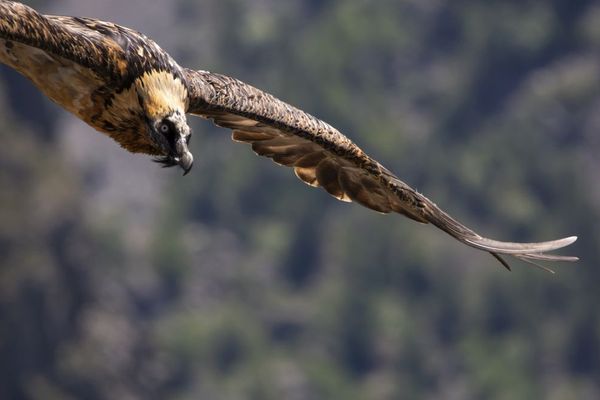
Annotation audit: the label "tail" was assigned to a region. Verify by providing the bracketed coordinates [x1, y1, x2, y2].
[422, 199, 578, 273]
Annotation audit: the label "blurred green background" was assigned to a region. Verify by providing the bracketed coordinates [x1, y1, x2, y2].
[1, 0, 598, 399]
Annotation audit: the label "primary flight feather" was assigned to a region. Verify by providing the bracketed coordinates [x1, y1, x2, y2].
[0, 1, 578, 271]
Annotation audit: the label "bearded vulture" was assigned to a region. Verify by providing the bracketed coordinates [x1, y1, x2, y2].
[0, 1, 578, 271]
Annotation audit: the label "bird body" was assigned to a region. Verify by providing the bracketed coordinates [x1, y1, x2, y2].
[0, 0, 578, 271]
[0, 5, 189, 156]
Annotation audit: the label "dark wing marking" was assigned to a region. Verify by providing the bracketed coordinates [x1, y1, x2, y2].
[189, 69, 577, 271]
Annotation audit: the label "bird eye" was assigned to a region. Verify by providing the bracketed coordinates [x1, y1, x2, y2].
[159, 122, 170, 134]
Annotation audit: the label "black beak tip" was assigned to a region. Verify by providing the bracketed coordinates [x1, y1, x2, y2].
[179, 153, 194, 176]
[182, 162, 193, 176]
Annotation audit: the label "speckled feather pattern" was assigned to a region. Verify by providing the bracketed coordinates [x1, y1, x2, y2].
[185, 69, 443, 220]
[0, 2, 127, 79]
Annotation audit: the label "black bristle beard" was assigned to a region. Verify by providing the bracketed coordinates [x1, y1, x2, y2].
[152, 156, 177, 168]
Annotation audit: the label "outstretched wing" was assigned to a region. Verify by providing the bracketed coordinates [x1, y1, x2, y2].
[0, 1, 129, 80]
[0, 1, 178, 83]
[185, 69, 578, 272]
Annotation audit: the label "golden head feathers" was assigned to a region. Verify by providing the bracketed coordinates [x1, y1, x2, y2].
[136, 70, 189, 121]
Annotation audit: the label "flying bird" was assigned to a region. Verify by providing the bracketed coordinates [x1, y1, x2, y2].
[0, 1, 578, 272]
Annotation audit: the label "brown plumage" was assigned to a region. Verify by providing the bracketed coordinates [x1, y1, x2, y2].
[0, 1, 578, 271]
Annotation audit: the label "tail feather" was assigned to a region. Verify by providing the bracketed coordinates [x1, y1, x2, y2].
[422, 199, 578, 272]
[462, 236, 577, 255]
[516, 253, 579, 262]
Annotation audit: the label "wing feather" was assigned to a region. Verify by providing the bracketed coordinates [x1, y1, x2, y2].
[184, 68, 577, 271]
[314, 158, 351, 202]
[0, 1, 180, 85]
[0, 1, 128, 80]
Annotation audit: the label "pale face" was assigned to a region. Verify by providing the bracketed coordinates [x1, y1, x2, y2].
[149, 110, 194, 174]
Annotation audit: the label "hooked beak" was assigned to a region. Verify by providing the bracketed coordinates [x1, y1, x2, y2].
[174, 138, 194, 175]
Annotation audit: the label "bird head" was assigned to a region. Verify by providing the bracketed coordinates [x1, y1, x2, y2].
[148, 110, 194, 175]
[136, 71, 193, 174]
